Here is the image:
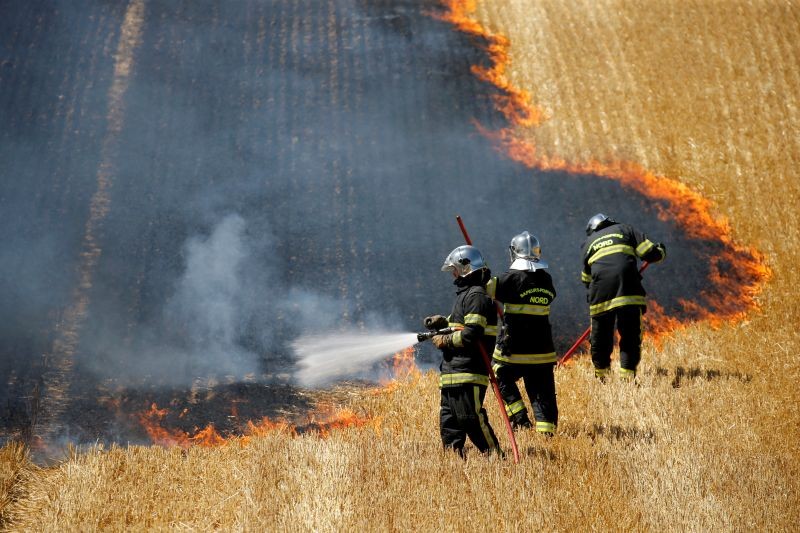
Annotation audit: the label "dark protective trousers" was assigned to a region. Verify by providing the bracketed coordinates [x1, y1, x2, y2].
[590, 305, 643, 371]
[440, 384, 500, 454]
[494, 362, 558, 432]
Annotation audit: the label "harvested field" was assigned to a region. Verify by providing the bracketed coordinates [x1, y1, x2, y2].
[1, 0, 798, 530]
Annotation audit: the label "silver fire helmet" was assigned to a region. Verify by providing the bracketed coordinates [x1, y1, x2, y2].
[586, 213, 612, 236]
[509, 231, 548, 271]
[441, 245, 487, 277]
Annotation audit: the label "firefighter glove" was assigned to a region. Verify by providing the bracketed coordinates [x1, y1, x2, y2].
[431, 334, 453, 350]
[424, 315, 448, 330]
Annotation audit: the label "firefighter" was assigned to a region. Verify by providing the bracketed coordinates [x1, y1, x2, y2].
[424, 245, 501, 457]
[486, 231, 558, 436]
[581, 213, 666, 380]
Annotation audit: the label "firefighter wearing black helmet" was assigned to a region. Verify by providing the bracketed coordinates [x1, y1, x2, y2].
[424, 245, 501, 456]
[581, 213, 666, 380]
[487, 231, 558, 435]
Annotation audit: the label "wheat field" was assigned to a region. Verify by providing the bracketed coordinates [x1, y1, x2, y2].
[2, 0, 799, 531]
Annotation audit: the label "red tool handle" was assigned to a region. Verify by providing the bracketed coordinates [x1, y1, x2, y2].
[455, 215, 520, 464]
[557, 261, 651, 367]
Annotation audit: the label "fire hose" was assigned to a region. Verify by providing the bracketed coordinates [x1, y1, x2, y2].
[556, 261, 651, 368]
[453, 215, 520, 464]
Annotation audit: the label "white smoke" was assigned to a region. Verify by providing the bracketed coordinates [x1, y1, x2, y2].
[162, 213, 258, 376]
[84, 212, 412, 387]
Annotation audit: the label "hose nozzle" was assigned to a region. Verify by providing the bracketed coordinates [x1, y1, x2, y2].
[416, 327, 454, 343]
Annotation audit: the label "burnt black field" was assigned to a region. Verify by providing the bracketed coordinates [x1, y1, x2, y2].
[0, 1, 747, 446]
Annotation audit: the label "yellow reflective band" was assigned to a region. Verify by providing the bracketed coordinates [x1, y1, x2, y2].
[451, 330, 463, 348]
[535, 421, 556, 434]
[506, 400, 526, 416]
[439, 373, 489, 387]
[475, 386, 498, 452]
[492, 352, 558, 364]
[483, 325, 498, 336]
[464, 313, 488, 328]
[448, 322, 463, 328]
[588, 244, 635, 265]
[492, 361, 502, 374]
[619, 367, 636, 379]
[636, 239, 655, 256]
[587, 233, 625, 252]
[486, 277, 497, 299]
[589, 295, 647, 315]
[595, 367, 610, 378]
[504, 303, 550, 316]
[581, 271, 592, 283]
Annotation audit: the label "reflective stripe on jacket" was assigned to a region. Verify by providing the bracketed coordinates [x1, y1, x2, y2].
[488, 269, 557, 365]
[440, 282, 497, 387]
[580, 223, 665, 317]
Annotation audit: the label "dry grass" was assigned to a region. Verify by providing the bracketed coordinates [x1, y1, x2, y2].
[3, 0, 800, 530]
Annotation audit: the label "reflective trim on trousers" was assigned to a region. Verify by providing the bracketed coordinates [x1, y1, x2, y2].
[589, 295, 646, 316]
[536, 421, 556, 434]
[492, 352, 558, 365]
[439, 373, 489, 388]
[505, 399, 526, 417]
[474, 386, 498, 453]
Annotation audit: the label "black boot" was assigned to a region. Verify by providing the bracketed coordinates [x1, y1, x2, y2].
[510, 411, 533, 430]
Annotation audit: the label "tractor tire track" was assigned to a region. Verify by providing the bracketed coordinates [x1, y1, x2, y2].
[32, 0, 145, 445]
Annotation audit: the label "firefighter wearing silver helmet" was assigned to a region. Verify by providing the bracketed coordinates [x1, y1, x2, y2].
[487, 231, 558, 435]
[423, 245, 500, 456]
[581, 213, 666, 380]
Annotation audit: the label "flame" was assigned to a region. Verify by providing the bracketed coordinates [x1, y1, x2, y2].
[136, 349, 408, 448]
[373, 346, 422, 396]
[137, 403, 191, 448]
[390, 346, 421, 381]
[438, 0, 770, 341]
[137, 401, 377, 449]
[436, 1, 544, 128]
[304, 403, 379, 438]
[246, 416, 297, 437]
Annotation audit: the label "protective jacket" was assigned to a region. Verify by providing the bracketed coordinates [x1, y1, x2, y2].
[487, 270, 557, 364]
[580, 222, 666, 316]
[439, 279, 497, 388]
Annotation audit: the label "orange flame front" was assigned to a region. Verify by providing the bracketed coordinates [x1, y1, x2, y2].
[437, 0, 544, 128]
[390, 346, 421, 381]
[439, 0, 770, 339]
[137, 401, 377, 449]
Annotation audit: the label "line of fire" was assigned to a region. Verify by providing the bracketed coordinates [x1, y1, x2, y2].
[0, 0, 768, 454]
